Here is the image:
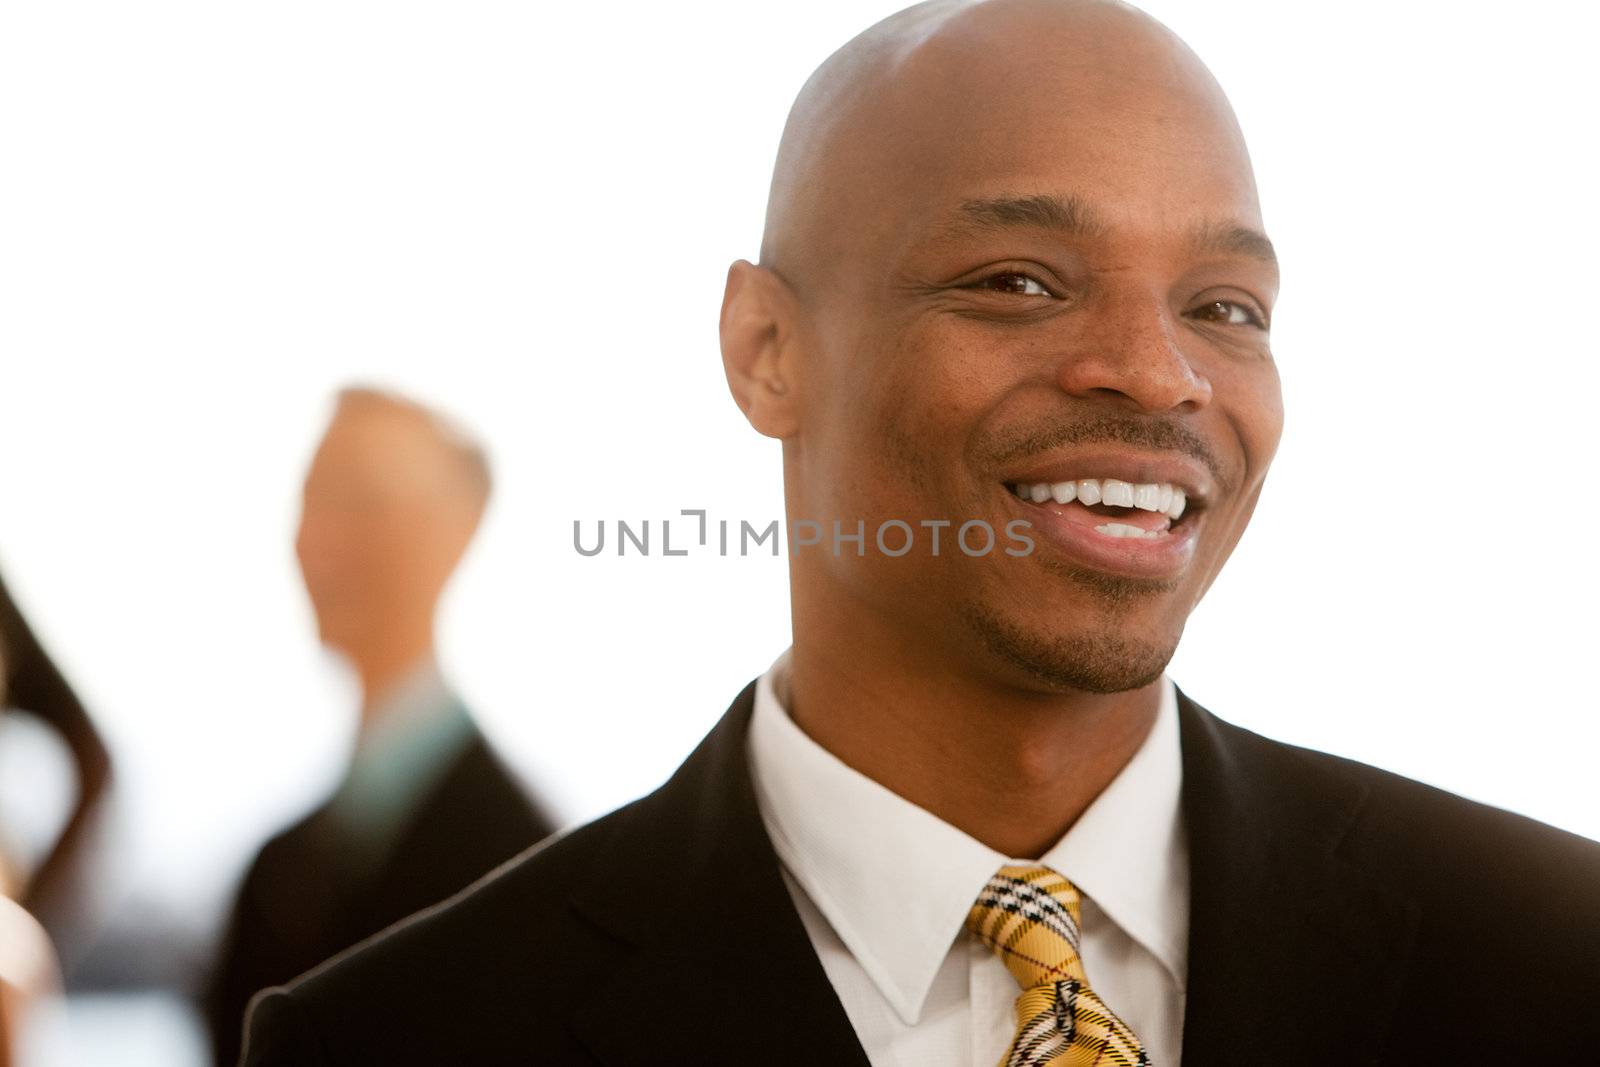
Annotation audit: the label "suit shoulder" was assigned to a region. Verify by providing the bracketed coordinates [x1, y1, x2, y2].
[232, 802, 332, 887]
[1216, 713, 1600, 905]
[241, 796, 648, 1063]
[240, 988, 334, 1066]
[316, 793, 638, 978]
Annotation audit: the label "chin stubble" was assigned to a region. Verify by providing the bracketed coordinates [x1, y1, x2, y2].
[956, 593, 1180, 695]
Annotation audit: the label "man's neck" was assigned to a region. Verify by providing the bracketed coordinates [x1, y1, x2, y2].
[352, 634, 438, 729]
[784, 627, 1162, 860]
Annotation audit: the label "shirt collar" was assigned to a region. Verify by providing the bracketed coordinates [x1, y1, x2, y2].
[327, 657, 474, 848]
[746, 648, 1187, 1026]
[359, 655, 455, 743]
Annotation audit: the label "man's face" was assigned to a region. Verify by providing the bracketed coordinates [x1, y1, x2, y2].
[788, 24, 1282, 693]
[294, 415, 438, 652]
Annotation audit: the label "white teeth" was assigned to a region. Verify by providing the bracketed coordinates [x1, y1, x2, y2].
[1132, 483, 1162, 512]
[1101, 479, 1134, 508]
[1095, 522, 1164, 540]
[1011, 478, 1195, 522]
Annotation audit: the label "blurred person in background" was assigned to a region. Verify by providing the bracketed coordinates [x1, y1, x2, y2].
[1, 808, 65, 1067]
[203, 387, 555, 1067]
[0, 893, 52, 1067]
[0, 567, 114, 972]
[0, 598, 79, 1067]
[1, 821, 63, 1067]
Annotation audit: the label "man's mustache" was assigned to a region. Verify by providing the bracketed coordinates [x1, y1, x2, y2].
[979, 413, 1227, 489]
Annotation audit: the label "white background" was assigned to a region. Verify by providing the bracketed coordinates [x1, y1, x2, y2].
[1, 0, 1597, 1029]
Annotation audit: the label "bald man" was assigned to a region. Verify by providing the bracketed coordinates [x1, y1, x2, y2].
[207, 388, 555, 1067]
[241, 5, 1600, 1065]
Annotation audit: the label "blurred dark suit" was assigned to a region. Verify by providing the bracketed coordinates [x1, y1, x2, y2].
[204, 700, 553, 1067]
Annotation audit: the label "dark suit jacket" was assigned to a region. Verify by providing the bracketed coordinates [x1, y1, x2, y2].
[240, 683, 1600, 1065]
[208, 725, 555, 1067]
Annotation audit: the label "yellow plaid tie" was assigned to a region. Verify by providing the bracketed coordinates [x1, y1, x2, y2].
[965, 865, 1150, 1067]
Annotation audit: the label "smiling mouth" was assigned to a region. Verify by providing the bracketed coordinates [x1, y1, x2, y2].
[1008, 477, 1195, 540]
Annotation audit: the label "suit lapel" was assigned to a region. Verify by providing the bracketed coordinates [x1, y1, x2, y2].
[567, 682, 872, 1067]
[1176, 692, 1419, 1066]
[356, 729, 550, 932]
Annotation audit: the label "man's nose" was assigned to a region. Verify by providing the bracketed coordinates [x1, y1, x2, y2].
[1053, 292, 1213, 414]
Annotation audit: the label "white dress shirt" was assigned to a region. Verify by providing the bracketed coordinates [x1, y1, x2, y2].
[746, 649, 1189, 1066]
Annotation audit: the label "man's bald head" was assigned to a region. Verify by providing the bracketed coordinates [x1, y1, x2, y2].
[760, 0, 1254, 299]
[295, 386, 491, 658]
[325, 386, 492, 505]
[722, 0, 1281, 696]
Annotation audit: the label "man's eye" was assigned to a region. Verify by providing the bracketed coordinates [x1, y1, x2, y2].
[1190, 299, 1266, 328]
[971, 271, 1054, 297]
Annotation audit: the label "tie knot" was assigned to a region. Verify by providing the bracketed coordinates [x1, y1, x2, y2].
[964, 864, 1087, 991]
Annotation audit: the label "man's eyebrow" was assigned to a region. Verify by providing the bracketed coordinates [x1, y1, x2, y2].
[942, 195, 1278, 268]
[945, 193, 1109, 239]
[1190, 220, 1278, 268]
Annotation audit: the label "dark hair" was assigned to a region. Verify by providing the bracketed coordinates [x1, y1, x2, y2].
[0, 565, 112, 942]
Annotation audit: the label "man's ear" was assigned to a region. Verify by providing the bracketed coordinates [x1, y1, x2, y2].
[720, 259, 801, 439]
